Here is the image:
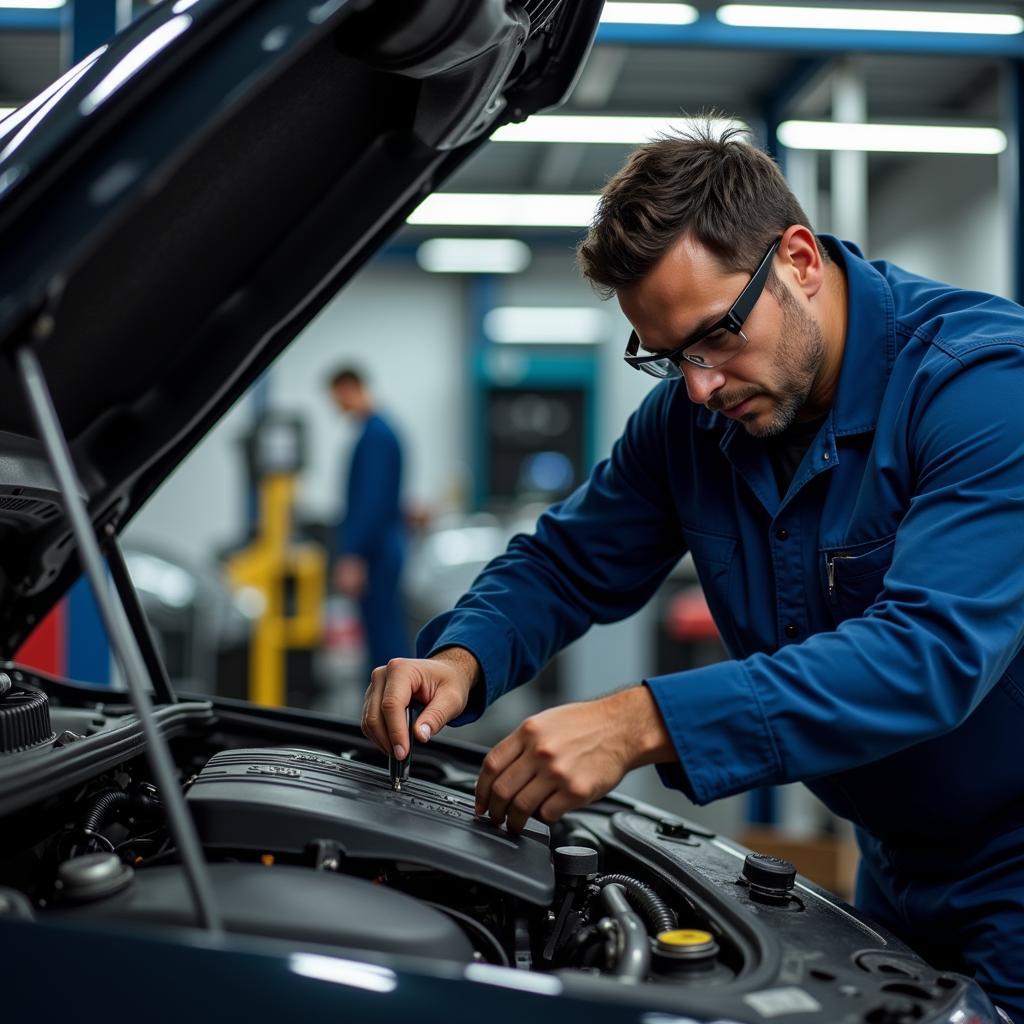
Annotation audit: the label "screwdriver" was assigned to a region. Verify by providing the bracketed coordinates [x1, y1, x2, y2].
[389, 706, 411, 792]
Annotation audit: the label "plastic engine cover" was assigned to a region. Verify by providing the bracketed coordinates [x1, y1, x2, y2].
[187, 747, 554, 904]
[60, 862, 475, 961]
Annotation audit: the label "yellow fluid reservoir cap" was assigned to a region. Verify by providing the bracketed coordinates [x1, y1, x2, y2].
[655, 929, 720, 965]
[657, 929, 714, 947]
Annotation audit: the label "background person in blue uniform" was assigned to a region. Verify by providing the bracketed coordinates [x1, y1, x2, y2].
[360, 125, 1024, 1016]
[328, 367, 411, 678]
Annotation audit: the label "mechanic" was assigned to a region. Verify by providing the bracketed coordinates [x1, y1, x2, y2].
[328, 366, 411, 679]
[360, 124, 1024, 1016]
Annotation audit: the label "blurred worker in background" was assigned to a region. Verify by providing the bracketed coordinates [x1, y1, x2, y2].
[327, 366, 410, 680]
[360, 123, 1024, 1017]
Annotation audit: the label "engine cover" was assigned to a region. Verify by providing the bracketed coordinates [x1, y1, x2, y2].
[59, 861, 475, 962]
[187, 747, 554, 904]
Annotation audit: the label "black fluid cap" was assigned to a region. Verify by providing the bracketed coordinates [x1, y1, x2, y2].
[0, 687, 54, 753]
[742, 852, 796, 893]
[553, 846, 598, 878]
[57, 853, 134, 903]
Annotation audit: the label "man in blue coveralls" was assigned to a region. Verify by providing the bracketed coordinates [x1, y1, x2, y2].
[328, 366, 411, 679]
[360, 125, 1024, 1014]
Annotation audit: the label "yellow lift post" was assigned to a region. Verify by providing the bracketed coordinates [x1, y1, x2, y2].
[225, 422, 325, 707]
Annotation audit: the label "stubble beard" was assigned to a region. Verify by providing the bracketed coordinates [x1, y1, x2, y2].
[740, 286, 826, 439]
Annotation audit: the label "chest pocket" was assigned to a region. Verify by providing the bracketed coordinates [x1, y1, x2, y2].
[822, 534, 896, 624]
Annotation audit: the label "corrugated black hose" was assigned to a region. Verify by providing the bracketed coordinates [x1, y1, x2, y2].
[79, 788, 130, 846]
[595, 874, 675, 935]
[77, 785, 163, 853]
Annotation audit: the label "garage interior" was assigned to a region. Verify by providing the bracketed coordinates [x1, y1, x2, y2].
[2, 0, 1021, 905]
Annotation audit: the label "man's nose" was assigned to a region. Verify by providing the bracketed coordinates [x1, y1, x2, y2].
[681, 362, 726, 405]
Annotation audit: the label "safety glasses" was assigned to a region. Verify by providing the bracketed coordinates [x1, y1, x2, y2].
[624, 236, 782, 379]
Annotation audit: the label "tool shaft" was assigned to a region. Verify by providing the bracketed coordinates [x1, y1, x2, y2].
[389, 707, 411, 791]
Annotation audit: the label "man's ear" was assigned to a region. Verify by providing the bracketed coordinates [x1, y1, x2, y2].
[780, 225, 824, 300]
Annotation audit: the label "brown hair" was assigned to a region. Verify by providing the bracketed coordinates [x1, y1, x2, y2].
[327, 366, 365, 389]
[576, 117, 825, 298]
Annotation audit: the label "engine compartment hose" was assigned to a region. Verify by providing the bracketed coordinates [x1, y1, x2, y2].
[600, 883, 650, 982]
[596, 873, 675, 935]
[79, 788, 130, 837]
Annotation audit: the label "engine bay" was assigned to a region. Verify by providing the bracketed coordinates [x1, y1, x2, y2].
[0, 676, 989, 1021]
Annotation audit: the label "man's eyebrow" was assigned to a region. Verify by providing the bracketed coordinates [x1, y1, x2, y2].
[640, 311, 725, 354]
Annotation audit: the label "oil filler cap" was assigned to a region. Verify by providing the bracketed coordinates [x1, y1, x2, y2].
[742, 853, 796, 903]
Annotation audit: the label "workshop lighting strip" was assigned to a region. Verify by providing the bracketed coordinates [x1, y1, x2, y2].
[600, 2, 698, 25]
[778, 121, 1008, 154]
[717, 5, 1024, 35]
[408, 193, 599, 228]
[416, 238, 532, 274]
[483, 307, 608, 345]
[0, 0, 64, 7]
[492, 115, 748, 145]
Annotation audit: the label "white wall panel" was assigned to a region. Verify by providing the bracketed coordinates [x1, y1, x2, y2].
[869, 154, 1009, 298]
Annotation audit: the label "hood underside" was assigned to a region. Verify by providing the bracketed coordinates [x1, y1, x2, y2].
[0, 0, 600, 653]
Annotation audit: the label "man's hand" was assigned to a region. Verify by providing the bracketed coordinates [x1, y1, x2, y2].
[361, 648, 481, 760]
[475, 686, 675, 834]
[334, 555, 367, 599]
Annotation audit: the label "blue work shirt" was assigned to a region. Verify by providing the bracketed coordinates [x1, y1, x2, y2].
[419, 236, 1024, 843]
[336, 412, 404, 560]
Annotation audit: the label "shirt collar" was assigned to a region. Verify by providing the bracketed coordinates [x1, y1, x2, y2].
[695, 234, 895, 437]
[823, 235, 896, 437]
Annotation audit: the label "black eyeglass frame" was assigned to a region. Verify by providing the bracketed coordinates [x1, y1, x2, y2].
[624, 235, 783, 376]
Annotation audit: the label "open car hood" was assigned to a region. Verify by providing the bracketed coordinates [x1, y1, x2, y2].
[0, 0, 600, 654]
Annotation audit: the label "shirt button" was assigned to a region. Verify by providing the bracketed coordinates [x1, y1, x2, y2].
[823, 452, 830, 461]
[776, 527, 789, 541]
[784, 623, 799, 639]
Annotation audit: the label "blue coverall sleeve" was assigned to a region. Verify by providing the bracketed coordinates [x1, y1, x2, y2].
[418, 384, 688, 721]
[339, 421, 401, 559]
[649, 342, 1024, 803]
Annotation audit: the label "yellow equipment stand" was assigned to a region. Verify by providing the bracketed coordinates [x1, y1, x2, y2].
[225, 472, 325, 707]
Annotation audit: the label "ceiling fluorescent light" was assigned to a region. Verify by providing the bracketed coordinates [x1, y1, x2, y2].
[0, 108, 15, 122]
[0, 1, 65, 7]
[408, 193, 598, 228]
[484, 307, 608, 345]
[417, 239, 531, 274]
[778, 120, 1007, 154]
[600, 2, 699, 25]
[492, 115, 747, 145]
[717, 5, 1024, 34]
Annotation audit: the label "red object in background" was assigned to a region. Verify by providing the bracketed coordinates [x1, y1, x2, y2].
[667, 587, 719, 641]
[14, 601, 66, 676]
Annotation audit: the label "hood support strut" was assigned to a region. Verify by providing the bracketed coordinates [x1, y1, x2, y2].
[15, 342, 222, 936]
[102, 531, 177, 707]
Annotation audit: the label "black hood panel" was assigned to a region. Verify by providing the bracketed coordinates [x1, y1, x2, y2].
[0, 0, 600, 652]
